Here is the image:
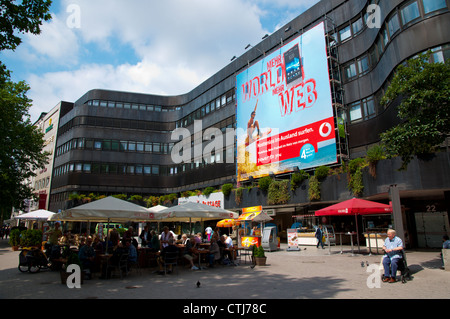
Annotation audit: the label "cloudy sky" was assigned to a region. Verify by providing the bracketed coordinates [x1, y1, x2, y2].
[2, 0, 320, 122]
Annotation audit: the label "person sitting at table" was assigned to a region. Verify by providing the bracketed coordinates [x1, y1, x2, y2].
[125, 239, 138, 264]
[220, 235, 234, 263]
[182, 235, 199, 270]
[157, 237, 179, 275]
[160, 226, 173, 250]
[78, 236, 95, 279]
[207, 236, 221, 267]
[93, 235, 104, 252]
[195, 233, 203, 244]
[139, 225, 149, 247]
[100, 242, 128, 279]
[150, 230, 160, 252]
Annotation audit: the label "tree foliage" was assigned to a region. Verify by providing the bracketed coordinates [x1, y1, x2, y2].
[380, 52, 450, 170]
[0, 0, 52, 220]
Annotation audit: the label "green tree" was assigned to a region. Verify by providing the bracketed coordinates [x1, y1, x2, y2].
[0, 80, 49, 219]
[380, 52, 450, 170]
[0, 0, 52, 221]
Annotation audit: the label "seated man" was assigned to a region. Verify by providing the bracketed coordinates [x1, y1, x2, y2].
[126, 239, 138, 265]
[78, 237, 95, 279]
[382, 229, 404, 283]
[157, 237, 179, 274]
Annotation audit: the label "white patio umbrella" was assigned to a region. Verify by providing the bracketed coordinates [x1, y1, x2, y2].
[154, 201, 238, 222]
[49, 196, 155, 222]
[153, 201, 238, 234]
[15, 209, 55, 220]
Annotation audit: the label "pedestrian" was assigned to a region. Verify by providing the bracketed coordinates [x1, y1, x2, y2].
[315, 225, 324, 249]
[382, 229, 404, 283]
[440, 235, 450, 269]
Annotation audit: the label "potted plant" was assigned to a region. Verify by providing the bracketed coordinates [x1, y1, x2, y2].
[253, 245, 267, 266]
[9, 229, 21, 251]
[19, 229, 43, 248]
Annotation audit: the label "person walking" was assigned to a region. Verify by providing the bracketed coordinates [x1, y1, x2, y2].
[315, 225, 325, 249]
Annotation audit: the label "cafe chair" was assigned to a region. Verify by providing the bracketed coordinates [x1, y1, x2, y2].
[107, 253, 129, 279]
[163, 251, 179, 275]
[128, 253, 142, 276]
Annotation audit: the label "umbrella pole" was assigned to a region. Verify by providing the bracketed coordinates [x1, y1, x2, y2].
[105, 218, 111, 255]
[355, 214, 360, 253]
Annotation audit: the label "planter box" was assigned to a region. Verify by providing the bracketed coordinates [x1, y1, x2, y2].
[254, 256, 267, 266]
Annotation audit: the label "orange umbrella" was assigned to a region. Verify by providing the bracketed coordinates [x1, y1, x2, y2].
[216, 219, 238, 228]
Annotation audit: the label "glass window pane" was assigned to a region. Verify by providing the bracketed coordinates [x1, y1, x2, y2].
[401, 1, 420, 24]
[145, 143, 152, 152]
[136, 142, 144, 152]
[128, 142, 136, 151]
[339, 25, 351, 41]
[102, 140, 111, 150]
[144, 166, 151, 174]
[153, 143, 160, 153]
[358, 56, 370, 74]
[100, 101, 107, 107]
[388, 13, 400, 36]
[123, 103, 131, 109]
[136, 165, 143, 174]
[152, 165, 159, 175]
[94, 141, 102, 150]
[349, 103, 362, 122]
[111, 141, 119, 151]
[344, 63, 357, 79]
[423, 0, 447, 14]
[352, 17, 363, 35]
[363, 98, 376, 119]
[83, 163, 91, 172]
[120, 141, 128, 151]
[127, 165, 135, 174]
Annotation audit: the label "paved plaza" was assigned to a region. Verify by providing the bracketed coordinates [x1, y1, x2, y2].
[0, 238, 449, 301]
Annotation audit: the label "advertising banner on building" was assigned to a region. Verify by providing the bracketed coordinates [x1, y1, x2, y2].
[236, 22, 337, 182]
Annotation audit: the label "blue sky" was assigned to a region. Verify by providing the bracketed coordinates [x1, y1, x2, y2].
[1, 0, 320, 122]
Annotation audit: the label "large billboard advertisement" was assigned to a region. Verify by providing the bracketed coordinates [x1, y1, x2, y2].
[236, 22, 337, 182]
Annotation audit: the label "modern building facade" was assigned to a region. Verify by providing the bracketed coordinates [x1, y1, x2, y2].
[47, 0, 450, 248]
[27, 102, 66, 212]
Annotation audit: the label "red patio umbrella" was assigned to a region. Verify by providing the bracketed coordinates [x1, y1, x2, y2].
[315, 198, 392, 216]
[315, 198, 392, 252]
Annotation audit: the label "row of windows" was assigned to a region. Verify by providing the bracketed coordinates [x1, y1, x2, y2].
[176, 89, 235, 129]
[56, 115, 236, 158]
[87, 100, 180, 112]
[334, 0, 448, 45]
[341, 44, 450, 123]
[53, 148, 234, 178]
[342, 0, 449, 82]
[56, 138, 175, 157]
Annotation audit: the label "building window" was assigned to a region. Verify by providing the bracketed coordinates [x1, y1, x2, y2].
[352, 17, 364, 35]
[339, 25, 351, 42]
[349, 102, 362, 122]
[422, 0, 447, 14]
[357, 56, 370, 75]
[363, 97, 376, 119]
[344, 62, 357, 80]
[387, 13, 401, 37]
[401, 1, 420, 25]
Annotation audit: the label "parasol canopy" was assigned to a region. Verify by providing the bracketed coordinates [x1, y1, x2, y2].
[216, 219, 238, 228]
[315, 198, 392, 216]
[154, 201, 238, 222]
[48, 196, 156, 222]
[15, 209, 55, 220]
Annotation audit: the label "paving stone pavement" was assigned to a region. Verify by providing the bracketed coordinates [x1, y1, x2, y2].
[1, 238, 449, 301]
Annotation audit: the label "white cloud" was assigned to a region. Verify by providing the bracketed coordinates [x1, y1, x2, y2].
[23, 0, 318, 122]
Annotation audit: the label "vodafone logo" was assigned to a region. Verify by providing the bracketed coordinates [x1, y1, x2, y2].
[319, 122, 332, 137]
